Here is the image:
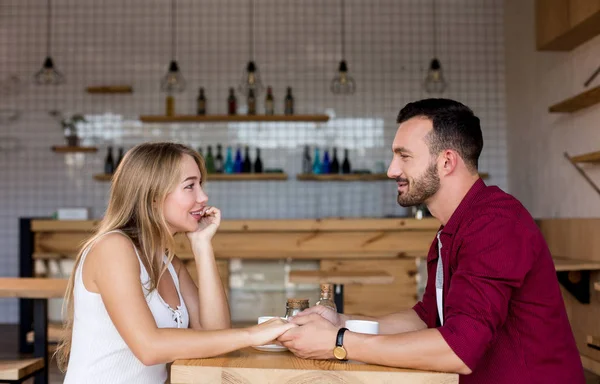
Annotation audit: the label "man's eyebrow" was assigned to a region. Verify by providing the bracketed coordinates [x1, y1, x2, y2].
[393, 146, 413, 154]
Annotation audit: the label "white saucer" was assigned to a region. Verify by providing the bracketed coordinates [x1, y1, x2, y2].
[252, 344, 288, 352]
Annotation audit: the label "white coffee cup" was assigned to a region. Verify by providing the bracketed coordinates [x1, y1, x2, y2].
[345, 320, 379, 335]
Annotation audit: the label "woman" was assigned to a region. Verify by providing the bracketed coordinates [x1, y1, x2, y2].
[57, 142, 294, 383]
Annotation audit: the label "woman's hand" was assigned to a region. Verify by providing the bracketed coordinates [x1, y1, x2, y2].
[248, 318, 297, 347]
[186, 206, 221, 244]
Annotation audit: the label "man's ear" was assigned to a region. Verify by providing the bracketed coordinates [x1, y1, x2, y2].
[439, 150, 459, 176]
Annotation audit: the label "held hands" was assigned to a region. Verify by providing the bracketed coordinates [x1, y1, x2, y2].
[292, 305, 345, 328]
[278, 314, 339, 360]
[187, 206, 221, 243]
[248, 318, 297, 347]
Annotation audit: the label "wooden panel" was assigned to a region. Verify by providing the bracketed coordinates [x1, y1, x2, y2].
[184, 260, 229, 296]
[0, 358, 44, 380]
[581, 355, 600, 376]
[586, 335, 600, 349]
[139, 115, 330, 123]
[0, 278, 67, 299]
[321, 259, 417, 316]
[86, 85, 133, 94]
[537, 219, 600, 261]
[30, 218, 441, 233]
[288, 270, 394, 285]
[536, 0, 600, 51]
[171, 348, 458, 383]
[553, 257, 600, 271]
[536, 0, 570, 49]
[26, 323, 64, 344]
[549, 85, 600, 113]
[570, 151, 600, 164]
[569, 0, 600, 26]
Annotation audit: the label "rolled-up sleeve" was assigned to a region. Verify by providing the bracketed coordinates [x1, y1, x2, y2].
[438, 214, 533, 371]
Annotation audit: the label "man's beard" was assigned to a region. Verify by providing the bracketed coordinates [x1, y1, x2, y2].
[396, 161, 440, 207]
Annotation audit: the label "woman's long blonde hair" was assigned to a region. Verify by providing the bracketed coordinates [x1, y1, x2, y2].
[55, 142, 206, 372]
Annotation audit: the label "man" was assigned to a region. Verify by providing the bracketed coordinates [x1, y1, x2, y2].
[278, 99, 584, 383]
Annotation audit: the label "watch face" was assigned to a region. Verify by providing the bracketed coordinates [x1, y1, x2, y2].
[333, 346, 347, 360]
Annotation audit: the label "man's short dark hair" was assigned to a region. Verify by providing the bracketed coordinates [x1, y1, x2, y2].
[396, 98, 483, 172]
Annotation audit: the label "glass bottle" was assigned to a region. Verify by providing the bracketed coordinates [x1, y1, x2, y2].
[315, 284, 337, 312]
[234, 147, 243, 173]
[284, 87, 294, 115]
[253, 148, 263, 173]
[104, 146, 115, 175]
[312, 148, 321, 174]
[242, 146, 252, 173]
[322, 150, 330, 174]
[197, 87, 206, 115]
[215, 144, 224, 173]
[265, 86, 274, 115]
[224, 146, 234, 174]
[227, 88, 237, 115]
[302, 145, 312, 174]
[247, 89, 256, 115]
[342, 149, 351, 174]
[330, 147, 340, 174]
[284, 298, 309, 319]
[205, 145, 216, 174]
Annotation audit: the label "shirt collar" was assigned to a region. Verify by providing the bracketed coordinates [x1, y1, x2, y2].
[439, 178, 487, 236]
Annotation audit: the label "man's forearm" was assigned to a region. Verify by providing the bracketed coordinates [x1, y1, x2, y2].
[345, 309, 427, 334]
[344, 328, 471, 375]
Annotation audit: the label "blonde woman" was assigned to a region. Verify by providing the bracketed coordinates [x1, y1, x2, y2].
[57, 142, 295, 384]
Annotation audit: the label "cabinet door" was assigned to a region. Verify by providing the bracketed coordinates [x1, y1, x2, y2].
[569, 0, 600, 27]
[320, 259, 417, 317]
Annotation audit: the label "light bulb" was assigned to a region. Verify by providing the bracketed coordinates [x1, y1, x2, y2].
[424, 58, 447, 93]
[34, 57, 65, 85]
[238, 61, 264, 95]
[160, 60, 186, 93]
[330, 60, 356, 94]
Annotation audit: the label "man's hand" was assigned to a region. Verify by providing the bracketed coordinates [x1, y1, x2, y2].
[291, 305, 346, 328]
[278, 314, 339, 360]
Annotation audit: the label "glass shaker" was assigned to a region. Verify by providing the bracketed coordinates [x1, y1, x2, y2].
[284, 298, 309, 319]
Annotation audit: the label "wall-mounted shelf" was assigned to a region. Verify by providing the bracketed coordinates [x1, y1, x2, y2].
[570, 151, 600, 164]
[139, 115, 330, 123]
[553, 257, 600, 304]
[51, 146, 98, 153]
[86, 85, 133, 94]
[297, 173, 388, 181]
[297, 172, 489, 182]
[94, 173, 288, 182]
[549, 85, 600, 113]
[587, 335, 600, 351]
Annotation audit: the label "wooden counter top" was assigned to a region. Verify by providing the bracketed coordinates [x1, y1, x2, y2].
[171, 348, 458, 383]
[0, 278, 67, 299]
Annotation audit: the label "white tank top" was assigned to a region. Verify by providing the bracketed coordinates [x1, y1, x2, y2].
[64, 230, 189, 384]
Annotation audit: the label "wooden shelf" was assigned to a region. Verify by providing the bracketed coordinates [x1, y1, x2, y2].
[595, 282, 600, 292]
[51, 146, 97, 153]
[549, 85, 600, 113]
[553, 257, 600, 272]
[297, 173, 388, 181]
[297, 173, 489, 182]
[139, 115, 330, 123]
[86, 85, 133, 94]
[94, 173, 288, 182]
[570, 151, 600, 164]
[288, 270, 394, 285]
[587, 335, 600, 350]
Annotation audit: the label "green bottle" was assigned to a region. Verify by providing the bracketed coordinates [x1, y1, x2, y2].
[205, 145, 216, 173]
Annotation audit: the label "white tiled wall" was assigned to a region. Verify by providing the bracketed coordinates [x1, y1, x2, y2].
[504, 0, 600, 218]
[0, 0, 507, 323]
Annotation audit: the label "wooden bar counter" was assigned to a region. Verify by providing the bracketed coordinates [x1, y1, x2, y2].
[170, 347, 458, 383]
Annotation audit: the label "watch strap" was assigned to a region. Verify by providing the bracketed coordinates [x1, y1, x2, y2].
[336, 327, 348, 347]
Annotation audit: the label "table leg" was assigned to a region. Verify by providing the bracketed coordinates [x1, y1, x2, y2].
[33, 299, 48, 384]
[334, 284, 344, 314]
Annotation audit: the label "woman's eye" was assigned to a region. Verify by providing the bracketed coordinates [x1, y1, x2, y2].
[185, 183, 194, 190]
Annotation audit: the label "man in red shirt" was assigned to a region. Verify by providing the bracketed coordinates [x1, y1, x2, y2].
[278, 98, 584, 383]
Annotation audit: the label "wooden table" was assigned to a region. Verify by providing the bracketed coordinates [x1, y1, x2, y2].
[288, 270, 394, 313]
[171, 348, 457, 383]
[0, 278, 68, 384]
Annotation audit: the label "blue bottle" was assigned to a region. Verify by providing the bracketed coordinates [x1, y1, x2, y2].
[322, 150, 330, 174]
[234, 147, 243, 173]
[224, 146, 234, 174]
[312, 148, 321, 174]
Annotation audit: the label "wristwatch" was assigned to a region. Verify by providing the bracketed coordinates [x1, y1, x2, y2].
[333, 327, 348, 361]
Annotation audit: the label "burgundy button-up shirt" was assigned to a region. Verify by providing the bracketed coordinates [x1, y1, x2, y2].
[413, 179, 584, 383]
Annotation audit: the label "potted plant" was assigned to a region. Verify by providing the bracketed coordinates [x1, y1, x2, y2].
[50, 111, 86, 147]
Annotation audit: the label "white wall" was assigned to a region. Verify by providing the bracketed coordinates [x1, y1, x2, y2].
[0, 0, 507, 323]
[505, 0, 600, 218]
